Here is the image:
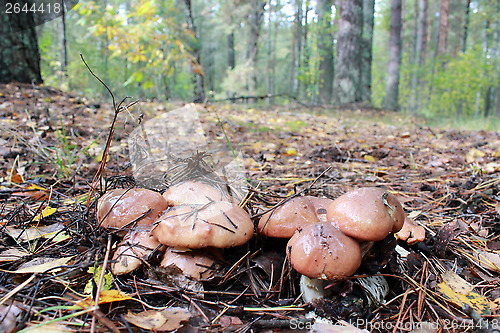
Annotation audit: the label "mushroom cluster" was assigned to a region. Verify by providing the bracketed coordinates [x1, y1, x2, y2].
[96, 180, 253, 279]
[258, 187, 424, 300]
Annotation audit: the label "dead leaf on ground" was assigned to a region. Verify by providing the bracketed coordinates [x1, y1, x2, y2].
[12, 256, 73, 274]
[0, 248, 29, 263]
[0, 304, 22, 333]
[11, 184, 50, 201]
[441, 270, 473, 295]
[6, 223, 70, 243]
[21, 322, 70, 332]
[438, 279, 492, 316]
[124, 307, 192, 331]
[474, 250, 500, 273]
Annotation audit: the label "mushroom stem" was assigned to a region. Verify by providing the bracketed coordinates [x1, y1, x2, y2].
[299, 275, 332, 303]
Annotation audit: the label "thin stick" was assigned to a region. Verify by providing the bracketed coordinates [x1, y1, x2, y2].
[90, 235, 112, 333]
[0, 273, 36, 306]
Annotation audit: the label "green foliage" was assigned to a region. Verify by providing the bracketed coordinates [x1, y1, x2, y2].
[35, 0, 499, 126]
[398, 47, 494, 118]
[427, 49, 493, 117]
[50, 117, 97, 178]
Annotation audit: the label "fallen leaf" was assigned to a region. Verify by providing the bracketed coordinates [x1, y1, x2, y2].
[0, 304, 23, 333]
[438, 281, 492, 316]
[8, 169, 24, 184]
[441, 271, 473, 295]
[466, 148, 485, 163]
[6, 223, 70, 243]
[76, 290, 132, 308]
[11, 184, 49, 201]
[474, 250, 500, 273]
[285, 147, 297, 156]
[21, 322, 70, 333]
[32, 206, 57, 221]
[0, 248, 29, 263]
[407, 210, 422, 219]
[13, 256, 73, 274]
[84, 266, 113, 294]
[124, 307, 191, 331]
[363, 154, 377, 162]
[482, 162, 500, 174]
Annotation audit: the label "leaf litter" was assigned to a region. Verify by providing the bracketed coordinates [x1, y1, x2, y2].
[0, 83, 499, 331]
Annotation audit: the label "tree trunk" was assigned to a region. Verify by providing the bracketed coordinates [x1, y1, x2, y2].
[383, 0, 402, 111]
[298, 1, 310, 99]
[360, 0, 375, 103]
[60, 0, 68, 73]
[183, 0, 205, 102]
[247, 0, 265, 102]
[461, 0, 471, 53]
[410, 0, 427, 113]
[334, 0, 363, 105]
[0, 1, 42, 84]
[266, 2, 272, 104]
[289, 0, 302, 96]
[411, 0, 418, 65]
[435, 0, 450, 57]
[271, 0, 280, 104]
[228, 31, 235, 70]
[494, 0, 500, 117]
[316, 0, 334, 104]
[102, 0, 109, 84]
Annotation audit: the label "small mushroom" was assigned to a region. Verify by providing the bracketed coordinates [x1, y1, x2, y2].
[97, 188, 169, 232]
[395, 217, 426, 245]
[257, 196, 321, 238]
[162, 180, 238, 206]
[327, 187, 405, 242]
[287, 223, 362, 280]
[152, 201, 254, 249]
[111, 229, 163, 275]
[160, 247, 221, 281]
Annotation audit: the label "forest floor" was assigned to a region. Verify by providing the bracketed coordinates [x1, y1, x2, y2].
[0, 83, 500, 332]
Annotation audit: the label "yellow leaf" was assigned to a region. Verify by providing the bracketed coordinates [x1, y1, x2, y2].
[363, 155, 377, 163]
[76, 290, 131, 308]
[84, 266, 113, 294]
[33, 207, 56, 221]
[438, 281, 492, 316]
[285, 148, 297, 156]
[466, 148, 485, 163]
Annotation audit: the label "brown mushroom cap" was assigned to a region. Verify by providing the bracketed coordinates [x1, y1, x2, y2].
[258, 196, 320, 238]
[395, 217, 426, 245]
[152, 201, 253, 249]
[97, 188, 169, 231]
[307, 196, 335, 223]
[160, 247, 221, 280]
[326, 187, 405, 242]
[111, 228, 163, 275]
[287, 223, 362, 280]
[162, 180, 238, 206]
